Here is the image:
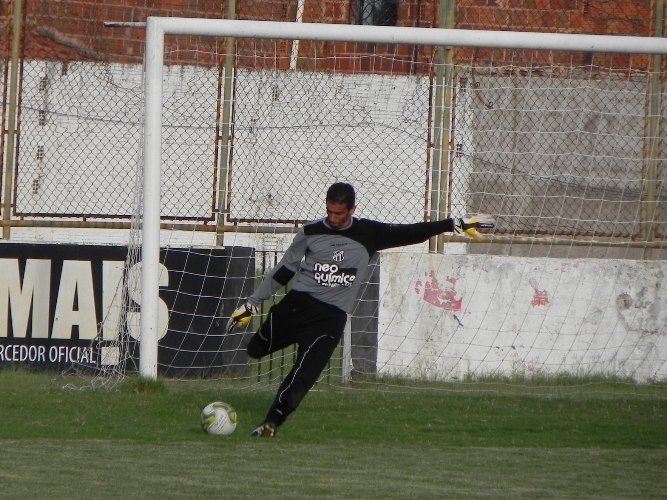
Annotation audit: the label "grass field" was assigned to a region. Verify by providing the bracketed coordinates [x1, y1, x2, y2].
[1, 369, 666, 499]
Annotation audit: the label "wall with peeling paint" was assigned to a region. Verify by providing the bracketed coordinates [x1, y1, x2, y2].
[377, 253, 667, 382]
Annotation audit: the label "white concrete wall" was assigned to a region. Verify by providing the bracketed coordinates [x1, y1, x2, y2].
[16, 62, 430, 228]
[10, 62, 666, 382]
[17, 61, 217, 219]
[14, 61, 660, 248]
[378, 252, 667, 382]
[229, 69, 430, 224]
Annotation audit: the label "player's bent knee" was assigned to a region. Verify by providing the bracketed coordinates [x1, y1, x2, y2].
[246, 342, 263, 359]
[246, 335, 269, 359]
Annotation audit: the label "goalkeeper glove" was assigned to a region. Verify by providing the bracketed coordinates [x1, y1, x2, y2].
[226, 302, 259, 333]
[453, 214, 496, 242]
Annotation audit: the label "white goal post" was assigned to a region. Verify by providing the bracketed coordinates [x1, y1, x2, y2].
[138, 18, 667, 380]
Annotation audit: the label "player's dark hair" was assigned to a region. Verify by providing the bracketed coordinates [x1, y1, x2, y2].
[326, 182, 356, 208]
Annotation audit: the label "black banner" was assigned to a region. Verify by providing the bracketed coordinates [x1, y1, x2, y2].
[0, 244, 255, 376]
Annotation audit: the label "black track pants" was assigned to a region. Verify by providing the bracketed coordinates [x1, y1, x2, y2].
[246, 290, 347, 426]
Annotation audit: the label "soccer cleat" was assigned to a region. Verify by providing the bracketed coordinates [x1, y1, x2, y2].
[250, 421, 277, 437]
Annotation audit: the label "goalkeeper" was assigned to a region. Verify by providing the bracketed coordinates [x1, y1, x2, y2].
[227, 182, 494, 437]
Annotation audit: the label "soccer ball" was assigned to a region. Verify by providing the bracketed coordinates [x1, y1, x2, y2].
[201, 401, 238, 436]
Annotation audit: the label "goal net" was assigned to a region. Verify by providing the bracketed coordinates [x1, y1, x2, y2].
[88, 19, 667, 390]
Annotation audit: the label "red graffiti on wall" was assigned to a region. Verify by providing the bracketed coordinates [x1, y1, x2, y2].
[414, 271, 462, 311]
[529, 278, 549, 307]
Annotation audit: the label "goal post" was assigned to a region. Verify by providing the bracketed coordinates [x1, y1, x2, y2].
[135, 18, 667, 381]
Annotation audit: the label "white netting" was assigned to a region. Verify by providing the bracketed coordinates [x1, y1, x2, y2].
[76, 29, 666, 389]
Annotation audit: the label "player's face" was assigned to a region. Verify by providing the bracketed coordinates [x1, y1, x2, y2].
[326, 201, 356, 229]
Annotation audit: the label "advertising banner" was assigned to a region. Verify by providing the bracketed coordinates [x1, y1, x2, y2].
[0, 244, 255, 375]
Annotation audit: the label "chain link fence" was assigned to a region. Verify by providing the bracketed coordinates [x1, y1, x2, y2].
[0, 1, 665, 252]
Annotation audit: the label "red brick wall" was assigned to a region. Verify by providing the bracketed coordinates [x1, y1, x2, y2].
[455, 0, 656, 69]
[2, 0, 231, 63]
[457, 0, 652, 35]
[0, 0, 659, 69]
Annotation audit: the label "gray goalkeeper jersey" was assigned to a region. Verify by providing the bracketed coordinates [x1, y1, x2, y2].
[248, 217, 455, 313]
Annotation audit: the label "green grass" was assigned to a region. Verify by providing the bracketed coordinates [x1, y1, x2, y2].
[1, 369, 666, 499]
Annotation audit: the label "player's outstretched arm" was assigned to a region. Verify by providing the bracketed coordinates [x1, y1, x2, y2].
[369, 214, 496, 251]
[226, 302, 259, 333]
[453, 214, 496, 242]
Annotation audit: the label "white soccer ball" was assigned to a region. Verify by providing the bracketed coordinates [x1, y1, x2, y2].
[201, 401, 238, 436]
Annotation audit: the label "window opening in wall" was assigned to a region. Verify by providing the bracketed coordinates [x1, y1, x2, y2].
[353, 0, 398, 26]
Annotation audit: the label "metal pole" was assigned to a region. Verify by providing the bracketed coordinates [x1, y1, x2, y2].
[215, 0, 237, 247]
[139, 18, 165, 380]
[152, 18, 667, 54]
[433, 0, 455, 253]
[429, 69, 445, 251]
[341, 315, 352, 384]
[641, 0, 666, 260]
[290, 0, 306, 70]
[2, 0, 24, 240]
[429, 9, 446, 252]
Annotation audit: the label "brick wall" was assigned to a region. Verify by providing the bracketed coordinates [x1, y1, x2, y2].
[454, 0, 656, 69]
[0, 1, 660, 67]
[2, 0, 231, 64]
[456, 0, 652, 36]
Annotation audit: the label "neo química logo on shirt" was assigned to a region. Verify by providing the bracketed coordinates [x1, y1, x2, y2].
[313, 262, 356, 287]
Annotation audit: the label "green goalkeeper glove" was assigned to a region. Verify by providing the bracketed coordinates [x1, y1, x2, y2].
[226, 302, 259, 333]
[454, 214, 496, 242]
